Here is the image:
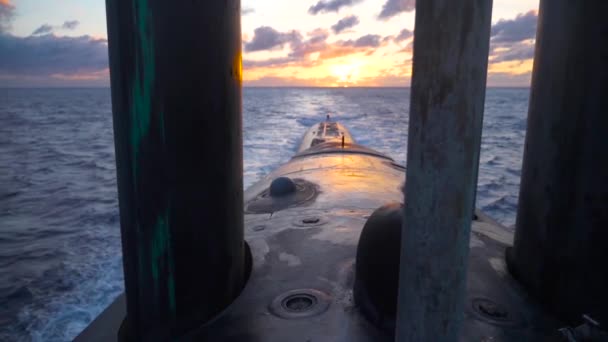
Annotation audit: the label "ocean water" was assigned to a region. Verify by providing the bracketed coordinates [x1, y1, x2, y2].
[0, 87, 529, 341]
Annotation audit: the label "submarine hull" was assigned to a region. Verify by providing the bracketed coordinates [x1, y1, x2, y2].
[76, 122, 562, 341]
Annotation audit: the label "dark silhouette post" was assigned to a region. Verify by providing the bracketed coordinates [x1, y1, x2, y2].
[396, 0, 493, 340]
[508, 0, 608, 325]
[105, 0, 246, 340]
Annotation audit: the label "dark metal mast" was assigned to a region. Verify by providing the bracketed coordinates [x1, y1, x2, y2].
[396, 1, 493, 340]
[508, 0, 608, 325]
[104, 0, 246, 340]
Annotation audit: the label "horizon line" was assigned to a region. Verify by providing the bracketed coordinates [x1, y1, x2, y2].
[0, 85, 531, 89]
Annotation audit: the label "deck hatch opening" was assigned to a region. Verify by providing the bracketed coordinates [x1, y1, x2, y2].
[469, 298, 520, 326]
[269, 289, 331, 319]
[283, 294, 317, 312]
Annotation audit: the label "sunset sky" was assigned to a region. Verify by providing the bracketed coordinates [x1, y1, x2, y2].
[0, 0, 539, 87]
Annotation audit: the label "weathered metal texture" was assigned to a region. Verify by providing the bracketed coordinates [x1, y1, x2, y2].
[104, 0, 245, 339]
[397, 1, 494, 341]
[76, 139, 563, 341]
[508, 0, 608, 325]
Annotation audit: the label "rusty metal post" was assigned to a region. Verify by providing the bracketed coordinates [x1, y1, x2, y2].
[105, 0, 246, 340]
[396, 1, 493, 341]
[507, 0, 608, 325]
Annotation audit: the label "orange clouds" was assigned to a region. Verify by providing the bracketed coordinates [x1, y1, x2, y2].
[242, 24, 411, 87]
[488, 59, 534, 76]
[0, 0, 537, 87]
[317, 44, 372, 60]
[243, 9, 538, 87]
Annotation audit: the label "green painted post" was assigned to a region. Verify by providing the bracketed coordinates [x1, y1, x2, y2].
[105, 0, 246, 340]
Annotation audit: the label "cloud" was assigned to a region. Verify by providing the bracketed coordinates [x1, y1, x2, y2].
[394, 28, 413, 42]
[315, 34, 384, 59]
[307, 28, 330, 44]
[0, 0, 15, 33]
[32, 24, 53, 35]
[289, 28, 329, 58]
[62, 20, 79, 30]
[244, 29, 381, 67]
[0, 33, 108, 78]
[491, 10, 537, 43]
[331, 15, 359, 34]
[244, 31, 385, 69]
[245, 29, 329, 68]
[308, 0, 363, 15]
[397, 40, 414, 54]
[244, 57, 299, 68]
[32, 20, 81, 35]
[0, 1, 109, 86]
[242, 7, 254, 15]
[378, 0, 415, 20]
[488, 11, 538, 64]
[244, 26, 302, 52]
[341, 34, 382, 48]
[491, 41, 535, 63]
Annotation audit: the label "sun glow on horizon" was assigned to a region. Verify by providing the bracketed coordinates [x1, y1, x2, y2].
[489, 58, 534, 75]
[330, 60, 364, 86]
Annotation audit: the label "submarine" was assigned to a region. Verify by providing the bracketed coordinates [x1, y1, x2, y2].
[78, 119, 581, 341]
[77, 117, 608, 341]
[76, 0, 607, 341]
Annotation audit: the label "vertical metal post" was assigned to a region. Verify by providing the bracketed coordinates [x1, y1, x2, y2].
[507, 0, 608, 324]
[105, 0, 245, 340]
[396, 1, 493, 341]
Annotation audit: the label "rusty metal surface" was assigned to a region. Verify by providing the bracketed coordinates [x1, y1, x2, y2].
[509, 0, 608, 325]
[77, 144, 562, 341]
[397, 0, 494, 340]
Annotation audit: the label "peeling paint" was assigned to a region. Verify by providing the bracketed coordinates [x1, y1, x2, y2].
[150, 209, 176, 315]
[248, 238, 270, 265]
[279, 252, 302, 267]
[127, 0, 175, 317]
[130, 0, 156, 175]
[489, 257, 507, 278]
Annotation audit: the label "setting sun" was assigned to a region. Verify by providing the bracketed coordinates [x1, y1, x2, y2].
[330, 61, 363, 86]
[0, 0, 539, 88]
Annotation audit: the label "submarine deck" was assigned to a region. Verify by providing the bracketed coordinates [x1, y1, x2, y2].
[77, 146, 562, 341]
